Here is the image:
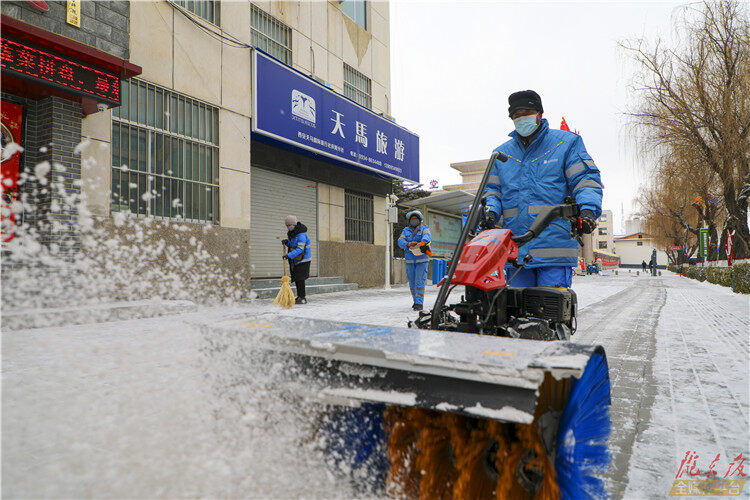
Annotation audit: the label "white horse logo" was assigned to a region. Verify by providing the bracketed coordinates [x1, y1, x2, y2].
[291, 90, 316, 124]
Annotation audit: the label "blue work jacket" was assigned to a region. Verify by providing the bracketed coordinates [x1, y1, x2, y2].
[483, 119, 603, 268]
[397, 224, 432, 264]
[287, 229, 312, 263]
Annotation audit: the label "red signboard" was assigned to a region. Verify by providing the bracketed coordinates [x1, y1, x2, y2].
[726, 230, 734, 267]
[1, 37, 120, 105]
[25, 1, 50, 12]
[1, 100, 23, 245]
[671, 246, 680, 251]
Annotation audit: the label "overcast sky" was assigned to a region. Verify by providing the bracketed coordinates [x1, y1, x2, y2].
[389, 1, 683, 233]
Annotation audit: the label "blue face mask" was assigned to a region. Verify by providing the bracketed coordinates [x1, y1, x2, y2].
[513, 114, 539, 137]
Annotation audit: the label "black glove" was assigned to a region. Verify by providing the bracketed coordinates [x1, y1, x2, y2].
[283, 254, 292, 261]
[482, 210, 497, 230]
[282, 239, 289, 246]
[579, 209, 597, 234]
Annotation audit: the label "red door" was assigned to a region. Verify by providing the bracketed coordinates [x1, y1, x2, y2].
[1, 100, 23, 245]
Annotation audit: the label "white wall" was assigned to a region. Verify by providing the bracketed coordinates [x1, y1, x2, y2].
[615, 239, 668, 266]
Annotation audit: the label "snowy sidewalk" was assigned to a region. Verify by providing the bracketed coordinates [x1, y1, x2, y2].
[574, 273, 749, 498]
[622, 276, 749, 499]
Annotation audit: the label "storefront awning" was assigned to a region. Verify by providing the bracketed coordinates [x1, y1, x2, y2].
[1, 15, 141, 113]
[401, 190, 475, 216]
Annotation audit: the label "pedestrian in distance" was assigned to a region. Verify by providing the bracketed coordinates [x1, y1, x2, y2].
[397, 210, 431, 310]
[482, 90, 603, 287]
[650, 249, 657, 276]
[642, 260, 647, 272]
[282, 215, 312, 305]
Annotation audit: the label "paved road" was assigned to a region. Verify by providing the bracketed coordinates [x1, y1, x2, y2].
[574, 274, 749, 498]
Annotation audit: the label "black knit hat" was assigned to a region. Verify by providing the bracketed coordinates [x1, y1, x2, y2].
[508, 90, 543, 117]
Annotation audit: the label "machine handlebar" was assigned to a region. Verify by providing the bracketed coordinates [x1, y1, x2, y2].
[511, 200, 581, 246]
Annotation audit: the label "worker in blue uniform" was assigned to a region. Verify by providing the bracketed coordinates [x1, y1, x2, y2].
[397, 210, 431, 310]
[282, 214, 312, 304]
[482, 90, 602, 288]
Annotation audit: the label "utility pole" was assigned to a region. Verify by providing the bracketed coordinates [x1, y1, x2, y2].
[384, 194, 398, 289]
[582, 232, 594, 267]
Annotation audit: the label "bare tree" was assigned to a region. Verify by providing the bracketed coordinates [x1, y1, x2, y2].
[623, 0, 750, 257]
[637, 163, 703, 264]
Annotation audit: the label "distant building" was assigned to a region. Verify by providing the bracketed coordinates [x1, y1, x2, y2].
[624, 217, 645, 235]
[593, 210, 614, 252]
[444, 159, 485, 194]
[614, 232, 668, 268]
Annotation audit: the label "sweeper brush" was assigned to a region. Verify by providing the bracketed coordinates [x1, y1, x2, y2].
[209, 316, 611, 498]
[210, 152, 611, 497]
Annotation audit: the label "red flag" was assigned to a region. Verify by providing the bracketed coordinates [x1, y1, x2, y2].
[560, 117, 571, 131]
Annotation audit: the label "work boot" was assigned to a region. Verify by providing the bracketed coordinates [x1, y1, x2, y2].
[295, 297, 307, 305]
[412, 303, 423, 311]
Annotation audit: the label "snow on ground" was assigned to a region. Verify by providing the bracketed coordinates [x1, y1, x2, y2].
[2, 271, 747, 498]
[227, 271, 635, 329]
[622, 273, 750, 499]
[2, 314, 347, 499]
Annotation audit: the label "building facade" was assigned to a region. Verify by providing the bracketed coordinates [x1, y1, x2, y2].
[623, 216, 645, 235]
[2, 0, 414, 290]
[613, 232, 668, 268]
[443, 158, 484, 194]
[1, 1, 140, 255]
[592, 209, 614, 252]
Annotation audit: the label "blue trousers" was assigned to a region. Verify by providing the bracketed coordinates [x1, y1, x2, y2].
[504, 265, 572, 288]
[406, 261, 429, 305]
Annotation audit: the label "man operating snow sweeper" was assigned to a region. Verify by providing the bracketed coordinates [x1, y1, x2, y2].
[397, 210, 431, 310]
[483, 90, 603, 287]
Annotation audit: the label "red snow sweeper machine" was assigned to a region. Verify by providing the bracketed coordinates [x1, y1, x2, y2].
[210, 152, 611, 499]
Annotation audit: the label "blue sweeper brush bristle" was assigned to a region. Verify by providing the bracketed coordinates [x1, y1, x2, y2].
[555, 351, 612, 499]
[323, 403, 389, 495]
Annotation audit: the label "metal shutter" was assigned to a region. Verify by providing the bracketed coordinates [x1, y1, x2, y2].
[250, 167, 318, 278]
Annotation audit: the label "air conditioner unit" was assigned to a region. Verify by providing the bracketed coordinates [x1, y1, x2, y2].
[310, 74, 327, 87]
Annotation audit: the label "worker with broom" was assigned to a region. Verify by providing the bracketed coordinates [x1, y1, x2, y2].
[483, 90, 602, 288]
[397, 210, 431, 310]
[282, 215, 312, 305]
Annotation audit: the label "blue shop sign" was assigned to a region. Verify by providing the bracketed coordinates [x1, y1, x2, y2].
[252, 50, 419, 182]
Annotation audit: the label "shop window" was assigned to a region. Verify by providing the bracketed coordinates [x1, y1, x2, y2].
[112, 79, 219, 224]
[344, 63, 372, 109]
[598, 241, 607, 249]
[173, 0, 219, 25]
[341, 0, 368, 30]
[345, 190, 374, 243]
[251, 4, 292, 65]
[637, 241, 643, 246]
[599, 227, 607, 235]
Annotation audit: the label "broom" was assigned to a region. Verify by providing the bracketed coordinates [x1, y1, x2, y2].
[273, 244, 295, 308]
